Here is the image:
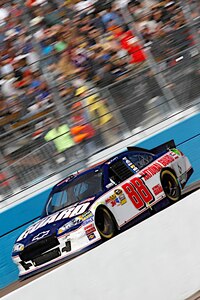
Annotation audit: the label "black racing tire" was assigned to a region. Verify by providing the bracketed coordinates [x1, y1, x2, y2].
[160, 169, 181, 202]
[95, 206, 117, 240]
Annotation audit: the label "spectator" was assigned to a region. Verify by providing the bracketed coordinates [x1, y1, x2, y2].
[74, 0, 95, 15]
[44, 119, 75, 163]
[0, 57, 13, 77]
[6, 95, 21, 114]
[0, 5, 9, 26]
[101, 6, 123, 29]
[75, 86, 119, 147]
[128, 1, 149, 20]
[113, 26, 147, 64]
[1, 75, 19, 98]
[70, 101, 96, 155]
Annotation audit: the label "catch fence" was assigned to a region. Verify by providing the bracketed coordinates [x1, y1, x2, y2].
[0, 44, 200, 202]
[0, 0, 200, 202]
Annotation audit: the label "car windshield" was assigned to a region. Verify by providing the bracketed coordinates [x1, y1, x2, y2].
[46, 169, 103, 215]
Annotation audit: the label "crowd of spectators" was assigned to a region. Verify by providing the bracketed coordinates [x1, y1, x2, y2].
[0, 0, 198, 124]
[0, 0, 199, 154]
[0, 0, 199, 197]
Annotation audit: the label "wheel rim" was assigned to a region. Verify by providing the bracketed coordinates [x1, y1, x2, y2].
[162, 171, 180, 201]
[96, 208, 115, 239]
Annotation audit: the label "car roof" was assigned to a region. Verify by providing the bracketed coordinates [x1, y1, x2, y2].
[53, 148, 154, 191]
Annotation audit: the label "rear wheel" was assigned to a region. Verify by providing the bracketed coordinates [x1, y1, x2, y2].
[95, 206, 117, 240]
[161, 169, 181, 202]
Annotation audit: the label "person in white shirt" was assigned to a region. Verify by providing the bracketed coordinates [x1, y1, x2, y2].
[74, 0, 95, 14]
[1, 59, 13, 77]
[1, 76, 19, 98]
[0, 6, 9, 25]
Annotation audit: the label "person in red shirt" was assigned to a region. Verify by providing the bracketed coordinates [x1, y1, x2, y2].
[112, 26, 147, 64]
[25, 0, 36, 7]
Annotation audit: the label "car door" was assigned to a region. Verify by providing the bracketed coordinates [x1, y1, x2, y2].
[104, 153, 162, 227]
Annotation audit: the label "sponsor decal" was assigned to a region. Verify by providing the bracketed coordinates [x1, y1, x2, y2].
[158, 154, 175, 166]
[114, 189, 127, 205]
[152, 184, 163, 196]
[110, 194, 117, 200]
[170, 149, 181, 157]
[80, 211, 93, 221]
[82, 217, 94, 226]
[17, 203, 91, 242]
[106, 198, 116, 207]
[32, 231, 50, 241]
[123, 157, 139, 172]
[114, 189, 123, 196]
[84, 224, 96, 235]
[106, 157, 118, 165]
[118, 194, 127, 205]
[87, 233, 96, 241]
[139, 154, 175, 181]
[139, 162, 162, 180]
[106, 189, 127, 207]
[105, 193, 117, 207]
[106, 197, 114, 205]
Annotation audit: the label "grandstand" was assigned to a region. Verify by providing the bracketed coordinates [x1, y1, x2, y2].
[0, 0, 199, 201]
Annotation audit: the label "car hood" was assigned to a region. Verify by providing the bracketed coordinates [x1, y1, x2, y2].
[15, 199, 96, 247]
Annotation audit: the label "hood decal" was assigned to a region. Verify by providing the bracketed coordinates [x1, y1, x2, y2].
[17, 202, 91, 242]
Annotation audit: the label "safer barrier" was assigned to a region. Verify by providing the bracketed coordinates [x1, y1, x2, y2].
[2, 189, 200, 300]
[0, 111, 200, 289]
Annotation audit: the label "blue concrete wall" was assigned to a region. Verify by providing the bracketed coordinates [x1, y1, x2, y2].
[0, 189, 50, 237]
[0, 113, 199, 289]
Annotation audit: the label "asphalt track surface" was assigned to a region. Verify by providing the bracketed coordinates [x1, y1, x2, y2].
[1, 180, 200, 299]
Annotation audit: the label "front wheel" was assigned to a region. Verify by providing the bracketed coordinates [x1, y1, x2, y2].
[95, 206, 117, 240]
[160, 169, 181, 202]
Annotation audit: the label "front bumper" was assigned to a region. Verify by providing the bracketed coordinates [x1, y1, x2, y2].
[12, 224, 101, 278]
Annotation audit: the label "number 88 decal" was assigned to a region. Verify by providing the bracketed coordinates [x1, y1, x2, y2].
[122, 177, 154, 210]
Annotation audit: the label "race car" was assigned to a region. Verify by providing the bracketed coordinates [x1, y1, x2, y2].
[12, 140, 193, 278]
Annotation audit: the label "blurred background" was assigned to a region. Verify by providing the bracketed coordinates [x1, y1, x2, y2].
[0, 0, 199, 201]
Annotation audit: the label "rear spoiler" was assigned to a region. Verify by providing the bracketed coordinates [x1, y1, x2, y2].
[127, 140, 176, 155]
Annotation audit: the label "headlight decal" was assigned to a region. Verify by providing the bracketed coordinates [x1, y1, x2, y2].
[13, 243, 24, 253]
[57, 218, 82, 235]
[57, 211, 94, 235]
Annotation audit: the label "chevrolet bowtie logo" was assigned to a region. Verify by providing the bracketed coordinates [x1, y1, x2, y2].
[32, 231, 50, 241]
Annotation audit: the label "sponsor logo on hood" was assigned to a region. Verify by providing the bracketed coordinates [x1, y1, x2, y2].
[17, 202, 91, 242]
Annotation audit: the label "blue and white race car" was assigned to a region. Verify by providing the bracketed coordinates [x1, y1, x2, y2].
[12, 140, 193, 278]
